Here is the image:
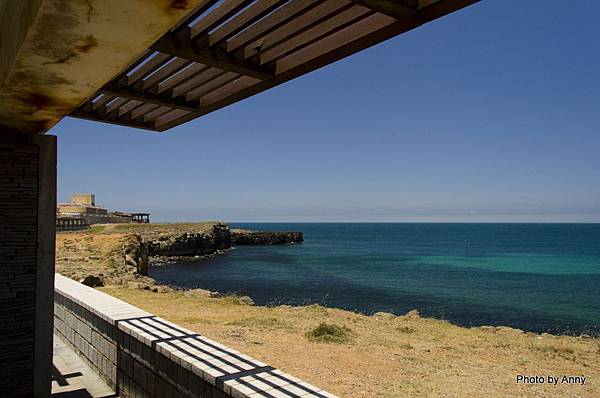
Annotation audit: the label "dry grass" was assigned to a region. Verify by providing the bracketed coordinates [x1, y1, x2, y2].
[99, 286, 600, 398]
[56, 231, 128, 279]
[307, 323, 352, 344]
[56, 222, 220, 281]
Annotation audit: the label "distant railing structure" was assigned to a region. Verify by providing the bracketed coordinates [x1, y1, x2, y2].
[57, 213, 135, 225]
[56, 217, 89, 232]
[131, 213, 150, 223]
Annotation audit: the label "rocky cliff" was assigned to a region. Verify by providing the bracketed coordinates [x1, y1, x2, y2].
[145, 223, 303, 258]
[231, 229, 304, 245]
[57, 222, 303, 288]
[146, 223, 231, 257]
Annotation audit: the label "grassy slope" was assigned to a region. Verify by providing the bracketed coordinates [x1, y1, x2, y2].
[56, 222, 219, 280]
[100, 287, 599, 398]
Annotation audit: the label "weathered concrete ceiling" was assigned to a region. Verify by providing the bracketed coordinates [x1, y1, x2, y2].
[0, 0, 208, 134]
[0, 0, 44, 86]
[72, 0, 479, 132]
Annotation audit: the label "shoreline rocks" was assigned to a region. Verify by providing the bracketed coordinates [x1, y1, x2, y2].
[145, 224, 303, 259]
[122, 234, 149, 275]
[146, 223, 231, 257]
[231, 229, 303, 245]
[61, 222, 304, 297]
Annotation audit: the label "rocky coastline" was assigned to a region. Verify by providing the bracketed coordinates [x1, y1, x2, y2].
[143, 223, 303, 266]
[57, 222, 303, 290]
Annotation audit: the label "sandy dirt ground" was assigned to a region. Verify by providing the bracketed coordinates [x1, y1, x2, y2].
[55, 222, 218, 281]
[101, 287, 599, 398]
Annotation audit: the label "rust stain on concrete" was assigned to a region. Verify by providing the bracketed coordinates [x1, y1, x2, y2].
[170, 0, 192, 10]
[0, 0, 206, 134]
[73, 35, 98, 54]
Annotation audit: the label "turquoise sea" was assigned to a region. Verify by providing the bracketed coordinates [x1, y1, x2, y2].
[149, 223, 600, 335]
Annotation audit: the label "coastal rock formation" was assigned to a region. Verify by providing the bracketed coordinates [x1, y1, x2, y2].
[237, 296, 255, 306]
[231, 229, 304, 245]
[404, 309, 421, 319]
[79, 275, 103, 287]
[145, 224, 303, 258]
[146, 223, 231, 257]
[56, 222, 304, 285]
[122, 234, 149, 275]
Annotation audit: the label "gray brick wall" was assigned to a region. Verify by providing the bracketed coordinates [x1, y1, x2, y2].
[54, 291, 235, 398]
[0, 136, 39, 397]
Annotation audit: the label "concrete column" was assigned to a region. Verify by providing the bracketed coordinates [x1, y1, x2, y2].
[0, 133, 56, 397]
[33, 134, 56, 398]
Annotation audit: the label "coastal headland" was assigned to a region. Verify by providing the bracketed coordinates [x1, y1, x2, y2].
[55, 223, 599, 397]
[56, 222, 302, 286]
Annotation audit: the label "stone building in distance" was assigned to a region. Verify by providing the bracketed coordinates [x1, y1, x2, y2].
[57, 193, 149, 225]
[58, 194, 106, 217]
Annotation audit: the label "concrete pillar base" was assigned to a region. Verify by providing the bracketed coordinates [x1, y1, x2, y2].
[0, 133, 56, 397]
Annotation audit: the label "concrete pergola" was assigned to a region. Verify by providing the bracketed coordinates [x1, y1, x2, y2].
[0, 0, 478, 396]
[131, 213, 151, 223]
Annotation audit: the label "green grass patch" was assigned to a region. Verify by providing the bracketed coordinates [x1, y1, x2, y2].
[112, 224, 134, 232]
[228, 317, 294, 330]
[90, 225, 106, 233]
[301, 304, 329, 315]
[306, 323, 352, 344]
[217, 294, 255, 306]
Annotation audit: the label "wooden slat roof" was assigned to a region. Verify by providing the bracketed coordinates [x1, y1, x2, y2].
[70, 0, 478, 131]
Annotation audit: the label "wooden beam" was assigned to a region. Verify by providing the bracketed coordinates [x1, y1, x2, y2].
[156, 63, 209, 94]
[118, 100, 143, 117]
[243, 0, 355, 60]
[169, 66, 217, 97]
[130, 103, 160, 120]
[91, 94, 114, 111]
[104, 97, 129, 115]
[69, 108, 158, 131]
[189, 0, 255, 38]
[172, 68, 226, 98]
[99, 85, 200, 112]
[275, 13, 396, 73]
[143, 106, 174, 123]
[120, 53, 172, 86]
[258, 6, 374, 65]
[349, 0, 416, 19]
[151, 31, 275, 80]
[226, 0, 323, 53]
[156, 0, 480, 131]
[185, 72, 239, 101]
[170, 0, 221, 34]
[209, 0, 288, 47]
[140, 58, 191, 90]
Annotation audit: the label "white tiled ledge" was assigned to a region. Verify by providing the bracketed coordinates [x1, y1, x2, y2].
[55, 274, 337, 398]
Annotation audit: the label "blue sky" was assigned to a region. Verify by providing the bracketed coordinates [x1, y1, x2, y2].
[52, 1, 600, 222]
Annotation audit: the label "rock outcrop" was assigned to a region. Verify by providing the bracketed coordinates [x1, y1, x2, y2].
[146, 223, 231, 257]
[122, 234, 149, 275]
[57, 222, 304, 293]
[144, 224, 302, 259]
[79, 275, 104, 287]
[231, 229, 304, 245]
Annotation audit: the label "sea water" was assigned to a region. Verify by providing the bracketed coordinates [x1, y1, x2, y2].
[150, 223, 600, 335]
